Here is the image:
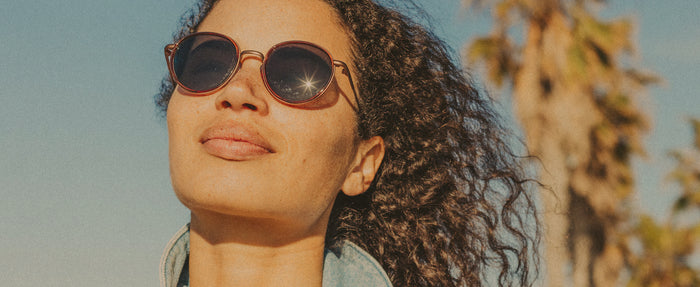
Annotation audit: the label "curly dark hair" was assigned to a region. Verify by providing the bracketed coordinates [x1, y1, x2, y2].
[156, 0, 540, 286]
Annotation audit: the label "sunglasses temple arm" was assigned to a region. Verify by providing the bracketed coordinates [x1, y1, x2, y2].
[164, 44, 176, 81]
[334, 61, 361, 114]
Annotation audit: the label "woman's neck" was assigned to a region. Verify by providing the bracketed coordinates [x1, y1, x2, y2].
[187, 210, 327, 287]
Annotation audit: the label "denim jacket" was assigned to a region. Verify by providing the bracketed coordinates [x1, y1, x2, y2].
[159, 224, 393, 287]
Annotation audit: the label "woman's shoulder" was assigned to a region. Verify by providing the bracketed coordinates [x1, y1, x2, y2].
[323, 240, 393, 287]
[159, 225, 392, 287]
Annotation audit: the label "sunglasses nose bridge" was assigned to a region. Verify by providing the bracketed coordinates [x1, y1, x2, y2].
[230, 49, 266, 90]
[239, 50, 265, 62]
[236, 50, 266, 77]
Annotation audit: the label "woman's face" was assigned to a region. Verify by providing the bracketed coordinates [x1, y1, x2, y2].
[167, 0, 374, 228]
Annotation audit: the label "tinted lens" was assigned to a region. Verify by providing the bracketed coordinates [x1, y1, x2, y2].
[264, 43, 333, 103]
[173, 34, 238, 92]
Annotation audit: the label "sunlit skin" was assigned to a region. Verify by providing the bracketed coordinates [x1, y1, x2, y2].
[166, 0, 385, 286]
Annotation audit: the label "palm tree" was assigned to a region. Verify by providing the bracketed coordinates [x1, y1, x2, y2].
[627, 118, 700, 287]
[462, 0, 656, 285]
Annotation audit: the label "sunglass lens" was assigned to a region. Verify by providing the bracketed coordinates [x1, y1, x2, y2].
[173, 34, 238, 92]
[264, 43, 333, 103]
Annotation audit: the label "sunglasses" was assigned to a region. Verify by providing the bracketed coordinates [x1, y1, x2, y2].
[164, 32, 359, 107]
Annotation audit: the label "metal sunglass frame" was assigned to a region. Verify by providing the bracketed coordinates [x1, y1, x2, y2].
[164, 31, 360, 110]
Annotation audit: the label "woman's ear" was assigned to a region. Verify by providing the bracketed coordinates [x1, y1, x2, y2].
[341, 136, 385, 196]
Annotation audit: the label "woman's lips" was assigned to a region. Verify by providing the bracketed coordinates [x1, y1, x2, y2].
[200, 122, 274, 160]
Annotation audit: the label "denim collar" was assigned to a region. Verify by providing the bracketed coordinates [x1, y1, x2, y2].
[159, 224, 393, 287]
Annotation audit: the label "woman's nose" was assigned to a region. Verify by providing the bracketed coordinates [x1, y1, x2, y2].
[214, 58, 269, 114]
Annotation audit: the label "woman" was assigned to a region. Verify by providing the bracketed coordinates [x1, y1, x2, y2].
[157, 0, 539, 286]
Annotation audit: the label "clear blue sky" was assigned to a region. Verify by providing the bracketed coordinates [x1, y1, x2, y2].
[1, 0, 698, 285]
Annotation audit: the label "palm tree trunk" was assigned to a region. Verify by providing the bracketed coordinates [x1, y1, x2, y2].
[515, 12, 608, 286]
[513, 18, 570, 287]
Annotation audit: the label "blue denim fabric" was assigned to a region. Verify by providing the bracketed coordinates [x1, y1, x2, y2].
[159, 224, 393, 287]
[159, 225, 190, 287]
